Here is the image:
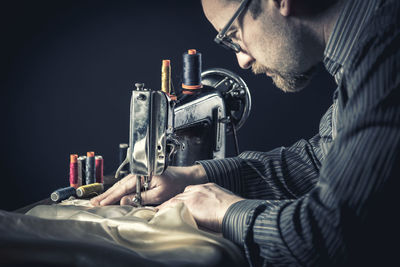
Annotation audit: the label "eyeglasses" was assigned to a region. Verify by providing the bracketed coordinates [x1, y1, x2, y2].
[214, 0, 251, 53]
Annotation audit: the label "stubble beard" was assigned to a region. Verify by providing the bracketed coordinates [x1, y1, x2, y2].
[252, 61, 315, 93]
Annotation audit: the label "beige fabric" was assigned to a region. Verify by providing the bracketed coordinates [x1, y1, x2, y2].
[22, 199, 245, 266]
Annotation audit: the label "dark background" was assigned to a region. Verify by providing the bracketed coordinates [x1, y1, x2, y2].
[0, 0, 335, 211]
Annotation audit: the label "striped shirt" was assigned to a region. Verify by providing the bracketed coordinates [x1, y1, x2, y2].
[198, 0, 400, 265]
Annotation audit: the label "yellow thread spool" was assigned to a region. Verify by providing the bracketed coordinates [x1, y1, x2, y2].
[76, 183, 104, 198]
[161, 59, 171, 95]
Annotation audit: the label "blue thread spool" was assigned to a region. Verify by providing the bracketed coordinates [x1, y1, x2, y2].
[78, 155, 86, 186]
[51, 187, 76, 202]
[182, 49, 202, 95]
[85, 151, 95, 185]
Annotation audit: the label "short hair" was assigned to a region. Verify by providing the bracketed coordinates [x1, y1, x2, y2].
[224, 0, 338, 19]
[224, 0, 262, 19]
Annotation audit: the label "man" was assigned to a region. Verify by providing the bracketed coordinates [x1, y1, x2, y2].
[92, 0, 400, 265]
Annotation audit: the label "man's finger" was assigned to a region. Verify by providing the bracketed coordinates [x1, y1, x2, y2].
[140, 187, 164, 206]
[183, 185, 195, 192]
[97, 177, 138, 206]
[157, 198, 174, 210]
[120, 194, 136, 205]
[90, 175, 136, 206]
[183, 183, 208, 193]
[120, 187, 162, 206]
[91, 186, 117, 206]
[156, 192, 188, 210]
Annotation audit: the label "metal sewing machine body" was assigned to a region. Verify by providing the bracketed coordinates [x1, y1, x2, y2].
[129, 83, 173, 177]
[172, 89, 226, 165]
[115, 68, 251, 206]
[116, 82, 174, 205]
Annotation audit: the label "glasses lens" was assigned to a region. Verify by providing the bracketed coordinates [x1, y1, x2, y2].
[215, 36, 240, 53]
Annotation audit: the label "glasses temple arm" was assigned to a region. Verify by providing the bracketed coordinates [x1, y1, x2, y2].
[218, 0, 251, 37]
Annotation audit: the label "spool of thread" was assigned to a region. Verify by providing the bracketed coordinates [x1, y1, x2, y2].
[161, 60, 177, 100]
[182, 49, 202, 95]
[85, 151, 95, 185]
[77, 156, 86, 186]
[76, 183, 104, 198]
[161, 59, 171, 95]
[51, 187, 76, 202]
[69, 154, 78, 188]
[95, 155, 104, 184]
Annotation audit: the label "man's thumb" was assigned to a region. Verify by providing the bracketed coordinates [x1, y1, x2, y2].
[140, 187, 162, 205]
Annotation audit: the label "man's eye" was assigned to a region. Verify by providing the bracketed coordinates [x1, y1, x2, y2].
[227, 30, 239, 41]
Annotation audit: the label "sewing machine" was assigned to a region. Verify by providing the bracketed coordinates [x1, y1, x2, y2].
[115, 68, 251, 206]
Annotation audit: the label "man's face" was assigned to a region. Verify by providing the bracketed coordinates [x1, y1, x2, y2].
[202, 0, 323, 92]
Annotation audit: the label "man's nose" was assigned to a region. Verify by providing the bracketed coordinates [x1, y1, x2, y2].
[235, 51, 255, 69]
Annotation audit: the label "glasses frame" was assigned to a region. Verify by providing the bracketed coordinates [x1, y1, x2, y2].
[214, 0, 251, 53]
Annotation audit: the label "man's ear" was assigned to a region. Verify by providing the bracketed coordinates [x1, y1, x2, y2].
[273, 0, 292, 17]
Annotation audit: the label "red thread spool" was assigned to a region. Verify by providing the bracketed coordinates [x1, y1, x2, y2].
[69, 154, 78, 188]
[95, 156, 104, 184]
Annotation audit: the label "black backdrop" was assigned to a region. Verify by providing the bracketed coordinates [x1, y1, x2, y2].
[0, 0, 336, 211]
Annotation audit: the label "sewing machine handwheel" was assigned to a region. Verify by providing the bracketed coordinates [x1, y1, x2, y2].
[201, 68, 252, 133]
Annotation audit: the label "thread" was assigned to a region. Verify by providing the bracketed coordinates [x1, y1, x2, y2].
[85, 151, 95, 185]
[69, 154, 78, 188]
[77, 156, 86, 186]
[51, 187, 76, 202]
[182, 49, 202, 94]
[76, 183, 104, 198]
[161, 59, 171, 95]
[161, 59, 177, 100]
[95, 155, 104, 184]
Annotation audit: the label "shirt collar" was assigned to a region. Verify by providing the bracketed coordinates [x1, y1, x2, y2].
[323, 0, 381, 84]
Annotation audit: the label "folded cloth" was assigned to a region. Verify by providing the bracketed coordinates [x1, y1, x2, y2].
[0, 200, 246, 267]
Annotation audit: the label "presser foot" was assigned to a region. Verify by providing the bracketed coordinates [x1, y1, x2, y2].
[132, 194, 142, 207]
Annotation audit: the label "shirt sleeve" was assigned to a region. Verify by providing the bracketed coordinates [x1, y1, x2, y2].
[217, 11, 400, 266]
[198, 133, 323, 200]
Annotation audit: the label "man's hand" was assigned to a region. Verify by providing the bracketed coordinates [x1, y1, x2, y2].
[157, 183, 244, 232]
[90, 165, 208, 206]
